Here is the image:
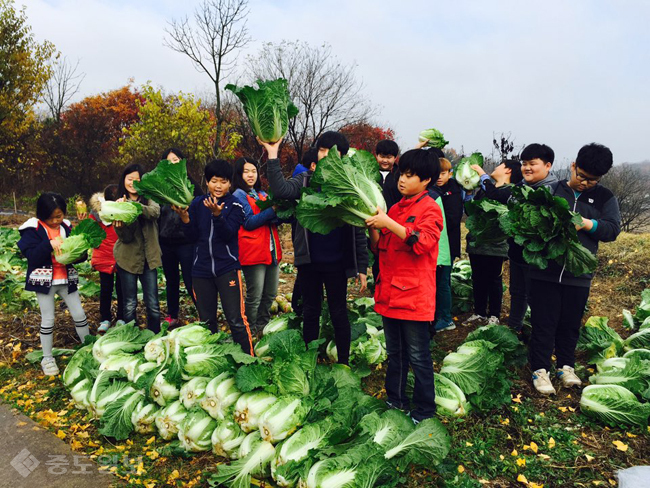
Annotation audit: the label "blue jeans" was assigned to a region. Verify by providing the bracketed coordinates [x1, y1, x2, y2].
[118, 266, 160, 333]
[383, 316, 436, 421]
[242, 263, 279, 331]
[434, 265, 452, 324]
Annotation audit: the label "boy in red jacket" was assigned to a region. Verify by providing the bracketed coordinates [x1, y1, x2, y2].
[366, 148, 444, 423]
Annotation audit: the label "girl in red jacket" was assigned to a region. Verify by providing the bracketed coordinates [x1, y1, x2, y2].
[231, 157, 282, 334]
[367, 149, 444, 423]
[89, 185, 124, 333]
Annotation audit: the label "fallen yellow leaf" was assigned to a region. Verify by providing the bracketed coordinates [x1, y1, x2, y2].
[530, 483, 544, 488]
[585, 454, 595, 462]
[55, 430, 66, 440]
[537, 454, 551, 460]
[146, 436, 156, 445]
[465, 442, 474, 447]
[512, 394, 523, 404]
[516, 458, 526, 467]
[517, 474, 529, 484]
[612, 440, 628, 452]
[511, 449, 518, 456]
[501, 418, 510, 425]
[16, 421, 27, 427]
[500, 455, 505, 460]
[458, 465, 465, 473]
[558, 406, 568, 413]
[626, 432, 637, 438]
[548, 437, 556, 449]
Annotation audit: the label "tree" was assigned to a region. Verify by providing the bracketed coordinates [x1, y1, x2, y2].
[43, 56, 85, 122]
[0, 0, 55, 163]
[600, 164, 650, 232]
[119, 84, 224, 182]
[246, 40, 375, 164]
[339, 122, 395, 153]
[165, 0, 250, 157]
[50, 85, 142, 196]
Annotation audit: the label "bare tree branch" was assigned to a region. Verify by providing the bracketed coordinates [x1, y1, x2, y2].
[43, 56, 85, 121]
[246, 40, 376, 163]
[164, 0, 250, 157]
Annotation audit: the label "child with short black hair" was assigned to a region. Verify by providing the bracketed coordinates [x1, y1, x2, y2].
[367, 148, 444, 422]
[174, 159, 252, 353]
[261, 131, 368, 365]
[89, 184, 124, 333]
[432, 157, 464, 332]
[375, 139, 402, 210]
[528, 143, 620, 394]
[18, 192, 90, 375]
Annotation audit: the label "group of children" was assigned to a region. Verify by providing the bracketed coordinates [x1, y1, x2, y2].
[17, 130, 620, 422]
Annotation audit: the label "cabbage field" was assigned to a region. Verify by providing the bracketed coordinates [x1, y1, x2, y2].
[0, 222, 649, 487]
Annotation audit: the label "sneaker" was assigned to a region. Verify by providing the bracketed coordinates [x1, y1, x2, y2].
[434, 320, 456, 332]
[385, 400, 409, 413]
[487, 316, 500, 325]
[463, 314, 486, 326]
[556, 365, 582, 387]
[164, 316, 180, 330]
[532, 369, 556, 395]
[41, 357, 59, 376]
[97, 321, 111, 335]
[115, 320, 126, 327]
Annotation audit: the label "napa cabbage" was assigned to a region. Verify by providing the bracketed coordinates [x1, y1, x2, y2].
[212, 419, 247, 459]
[133, 158, 195, 208]
[201, 372, 242, 420]
[55, 218, 106, 264]
[154, 400, 188, 440]
[234, 391, 278, 433]
[418, 128, 448, 148]
[178, 408, 219, 452]
[434, 373, 470, 416]
[225, 78, 298, 143]
[454, 152, 484, 191]
[580, 384, 650, 428]
[98, 200, 142, 224]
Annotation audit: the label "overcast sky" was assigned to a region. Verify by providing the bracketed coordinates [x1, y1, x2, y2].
[20, 0, 650, 165]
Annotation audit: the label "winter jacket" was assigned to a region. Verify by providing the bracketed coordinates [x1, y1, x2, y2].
[17, 218, 79, 294]
[265, 158, 368, 278]
[113, 198, 162, 274]
[232, 188, 282, 266]
[374, 190, 444, 321]
[436, 178, 463, 260]
[88, 193, 118, 274]
[382, 165, 403, 211]
[158, 175, 204, 246]
[529, 180, 620, 287]
[182, 193, 245, 278]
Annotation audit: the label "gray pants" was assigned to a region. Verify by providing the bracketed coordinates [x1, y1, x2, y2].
[36, 284, 89, 356]
[242, 263, 279, 331]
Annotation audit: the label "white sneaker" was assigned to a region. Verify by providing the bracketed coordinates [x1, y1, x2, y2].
[487, 316, 500, 325]
[463, 314, 486, 326]
[556, 365, 582, 387]
[532, 369, 556, 395]
[41, 357, 59, 376]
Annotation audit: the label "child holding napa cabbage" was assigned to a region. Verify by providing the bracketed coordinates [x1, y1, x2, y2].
[88, 184, 125, 334]
[17, 192, 91, 376]
[366, 149, 444, 423]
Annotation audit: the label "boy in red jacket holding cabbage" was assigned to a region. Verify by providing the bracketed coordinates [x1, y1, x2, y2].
[366, 148, 444, 423]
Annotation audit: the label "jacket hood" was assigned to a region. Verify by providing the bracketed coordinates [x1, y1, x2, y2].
[19, 217, 71, 231]
[89, 192, 104, 213]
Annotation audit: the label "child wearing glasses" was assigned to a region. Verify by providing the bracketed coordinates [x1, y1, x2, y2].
[527, 143, 621, 395]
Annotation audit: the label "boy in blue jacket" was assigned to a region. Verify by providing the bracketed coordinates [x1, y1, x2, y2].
[174, 159, 252, 354]
[528, 143, 620, 394]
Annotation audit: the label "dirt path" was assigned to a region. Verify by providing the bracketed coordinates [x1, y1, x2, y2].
[0, 403, 115, 488]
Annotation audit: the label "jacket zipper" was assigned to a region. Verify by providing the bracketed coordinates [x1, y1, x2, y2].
[209, 218, 216, 277]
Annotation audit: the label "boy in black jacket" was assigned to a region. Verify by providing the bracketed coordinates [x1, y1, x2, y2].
[528, 143, 620, 394]
[174, 160, 252, 354]
[376, 139, 402, 211]
[260, 131, 368, 365]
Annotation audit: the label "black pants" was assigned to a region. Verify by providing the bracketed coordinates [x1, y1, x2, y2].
[160, 241, 196, 319]
[99, 271, 124, 323]
[507, 260, 530, 331]
[469, 254, 505, 318]
[291, 267, 303, 316]
[192, 270, 254, 355]
[529, 278, 590, 371]
[299, 263, 351, 365]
